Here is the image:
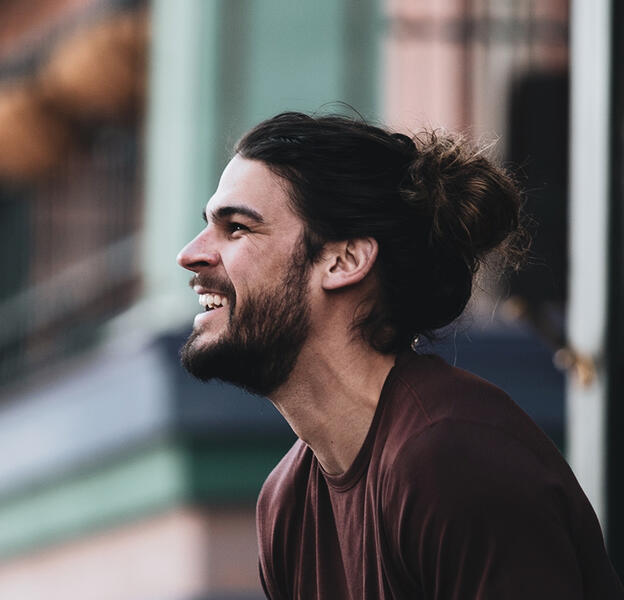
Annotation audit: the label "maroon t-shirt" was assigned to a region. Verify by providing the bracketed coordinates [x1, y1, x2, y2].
[256, 353, 624, 599]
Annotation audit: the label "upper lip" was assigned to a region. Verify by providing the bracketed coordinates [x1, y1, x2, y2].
[193, 286, 227, 296]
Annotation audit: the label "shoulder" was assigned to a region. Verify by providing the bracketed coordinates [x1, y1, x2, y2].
[381, 417, 574, 542]
[378, 354, 551, 474]
[390, 417, 556, 498]
[388, 353, 513, 423]
[383, 354, 572, 506]
[381, 353, 563, 476]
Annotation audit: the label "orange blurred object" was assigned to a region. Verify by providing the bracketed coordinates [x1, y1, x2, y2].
[0, 83, 73, 179]
[39, 11, 149, 121]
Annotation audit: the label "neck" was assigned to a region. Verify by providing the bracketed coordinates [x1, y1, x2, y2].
[269, 339, 396, 475]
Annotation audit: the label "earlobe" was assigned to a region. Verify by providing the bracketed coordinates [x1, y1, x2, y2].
[322, 237, 378, 291]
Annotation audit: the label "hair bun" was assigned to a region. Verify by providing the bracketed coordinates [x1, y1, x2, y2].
[404, 131, 523, 271]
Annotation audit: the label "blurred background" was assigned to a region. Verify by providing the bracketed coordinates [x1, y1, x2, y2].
[0, 0, 621, 598]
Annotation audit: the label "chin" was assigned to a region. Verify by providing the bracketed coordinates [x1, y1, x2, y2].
[180, 243, 313, 396]
[183, 328, 223, 363]
[190, 326, 220, 348]
[179, 329, 303, 398]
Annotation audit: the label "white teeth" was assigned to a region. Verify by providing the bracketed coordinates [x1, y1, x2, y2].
[198, 293, 227, 310]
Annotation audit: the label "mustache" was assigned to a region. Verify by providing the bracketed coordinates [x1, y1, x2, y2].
[188, 274, 236, 298]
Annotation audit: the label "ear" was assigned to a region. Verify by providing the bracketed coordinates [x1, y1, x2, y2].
[321, 238, 378, 291]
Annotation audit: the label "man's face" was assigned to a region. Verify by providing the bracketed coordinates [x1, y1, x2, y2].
[176, 155, 313, 396]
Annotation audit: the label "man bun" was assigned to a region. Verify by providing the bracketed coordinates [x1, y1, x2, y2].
[389, 130, 525, 334]
[236, 112, 527, 354]
[405, 131, 521, 267]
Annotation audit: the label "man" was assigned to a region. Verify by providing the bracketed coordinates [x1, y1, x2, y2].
[177, 112, 623, 599]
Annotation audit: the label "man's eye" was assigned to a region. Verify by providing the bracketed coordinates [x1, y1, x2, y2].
[228, 222, 249, 234]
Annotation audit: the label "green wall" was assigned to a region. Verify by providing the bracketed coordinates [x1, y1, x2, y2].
[0, 438, 290, 559]
[143, 0, 381, 327]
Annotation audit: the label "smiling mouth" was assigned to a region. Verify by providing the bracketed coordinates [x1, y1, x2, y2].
[198, 293, 229, 312]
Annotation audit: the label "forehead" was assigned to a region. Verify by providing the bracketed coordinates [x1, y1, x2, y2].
[206, 154, 299, 224]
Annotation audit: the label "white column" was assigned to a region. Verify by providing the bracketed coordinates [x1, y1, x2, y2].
[566, 0, 612, 527]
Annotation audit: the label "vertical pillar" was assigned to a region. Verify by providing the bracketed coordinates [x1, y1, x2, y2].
[141, 0, 224, 331]
[566, 0, 612, 526]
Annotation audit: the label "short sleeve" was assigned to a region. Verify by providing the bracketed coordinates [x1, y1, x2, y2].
[383, 419, 583, 599]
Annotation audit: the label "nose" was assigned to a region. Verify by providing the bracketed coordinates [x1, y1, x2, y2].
[176, 231, 220, 273]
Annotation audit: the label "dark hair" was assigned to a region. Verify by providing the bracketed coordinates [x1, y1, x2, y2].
[236, 111, 526, 354]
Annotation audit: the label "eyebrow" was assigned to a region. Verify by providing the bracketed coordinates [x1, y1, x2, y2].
[202, 205, 265, 225]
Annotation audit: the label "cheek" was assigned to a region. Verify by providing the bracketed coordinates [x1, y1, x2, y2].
[225, 244, 289, 279]
[221, 232, 304, 293]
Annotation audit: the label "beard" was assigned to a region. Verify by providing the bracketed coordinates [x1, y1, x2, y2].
[179, 243, 312, 397]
